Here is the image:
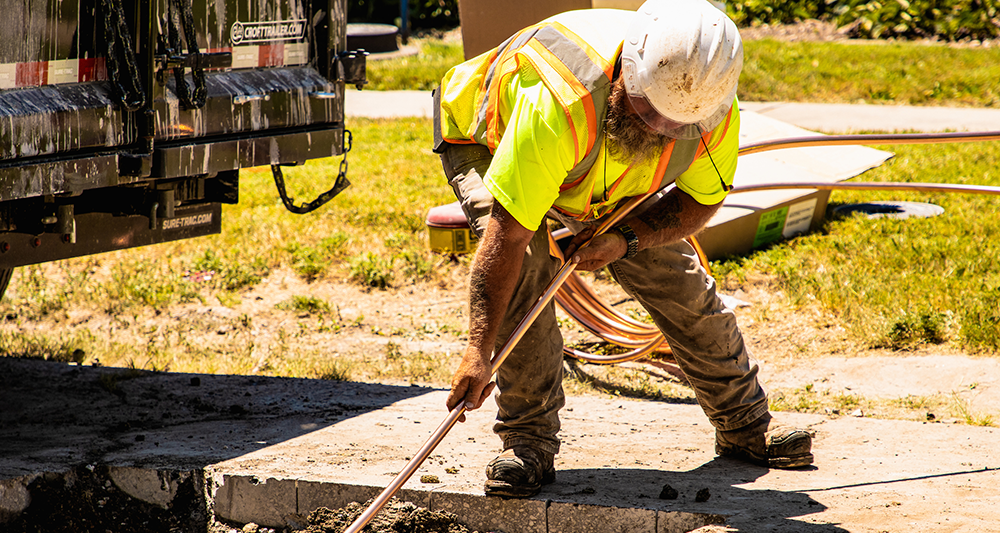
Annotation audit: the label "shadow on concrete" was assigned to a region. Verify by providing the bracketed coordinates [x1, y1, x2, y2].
[0, 357, 437, 478]
[548, 458, 849, 532]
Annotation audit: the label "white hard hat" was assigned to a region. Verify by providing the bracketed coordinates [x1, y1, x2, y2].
[621, 0, 743, 139]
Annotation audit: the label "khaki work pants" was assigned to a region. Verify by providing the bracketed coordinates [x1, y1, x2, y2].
[440, 143, 769, 456]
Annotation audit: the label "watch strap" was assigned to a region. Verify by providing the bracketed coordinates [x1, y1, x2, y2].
[616, 224, 639, 260]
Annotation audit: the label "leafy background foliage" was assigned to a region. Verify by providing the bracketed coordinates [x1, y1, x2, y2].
[728, 0, 1000, 41]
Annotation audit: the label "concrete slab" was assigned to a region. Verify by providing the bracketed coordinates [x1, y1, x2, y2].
[3, 358, 999, 532]
[343, 90, 1000, 135]
[345, 89, 434, 119]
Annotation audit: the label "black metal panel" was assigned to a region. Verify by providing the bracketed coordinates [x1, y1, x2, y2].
[0, 202, 221, 269]
[0, 83, 129, 161]
[0, 154, 129, 203]
[152, 126, 343, 178]
[153, 67, 341, 141]
[0, 0, 97, 65]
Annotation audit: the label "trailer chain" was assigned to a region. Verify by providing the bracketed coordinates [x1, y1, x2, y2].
[167, 0, 207, 108]
[101, 0, 145, 112]
[272, 129, 353, 214]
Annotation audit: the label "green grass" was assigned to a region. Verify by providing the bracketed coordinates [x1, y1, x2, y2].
[365, 38, 466, 91]
[3, 35, 1000, 418]
[712, 140, 1000, 352]
[366, 36, 1000, 108]
[740, 40, 1000, 107]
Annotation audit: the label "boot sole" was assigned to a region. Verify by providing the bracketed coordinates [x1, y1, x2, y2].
[484, 469, 556, 498]
[716, 443, 814, 469]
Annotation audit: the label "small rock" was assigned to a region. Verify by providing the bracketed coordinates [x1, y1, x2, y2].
[658, 484, 679, 500]
[926, 412, 936, 421]
[850, 409, 864, 417]
[445, 467, 459, 474]
[241, 523, 259, 533]
[420, 475, 440, 483]
[695, 488, 711, 502]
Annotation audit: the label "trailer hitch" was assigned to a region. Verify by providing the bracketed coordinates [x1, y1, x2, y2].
[272, 130, 353, 214]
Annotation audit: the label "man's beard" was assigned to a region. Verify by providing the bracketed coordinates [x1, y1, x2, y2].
[604, 82, 669, 164]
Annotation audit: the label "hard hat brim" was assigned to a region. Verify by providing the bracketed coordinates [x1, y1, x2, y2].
[626, 91, 731, 140]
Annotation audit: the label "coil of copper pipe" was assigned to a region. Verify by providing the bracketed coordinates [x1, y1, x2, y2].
[558, 130, 1000, 367]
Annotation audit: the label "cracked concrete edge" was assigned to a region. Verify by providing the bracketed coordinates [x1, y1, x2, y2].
[207, 470, 727, 533]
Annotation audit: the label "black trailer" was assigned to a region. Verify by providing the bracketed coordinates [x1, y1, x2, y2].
[0, 0, 365, 293]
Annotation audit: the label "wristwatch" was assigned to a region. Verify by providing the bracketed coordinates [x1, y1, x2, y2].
[615, 224, 639, 260]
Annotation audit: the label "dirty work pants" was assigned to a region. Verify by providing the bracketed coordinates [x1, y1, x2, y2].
[440, 142, 770, 457]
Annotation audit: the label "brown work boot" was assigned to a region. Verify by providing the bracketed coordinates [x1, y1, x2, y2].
[484, 445, 556, 498]
[715, 413, 814, 469]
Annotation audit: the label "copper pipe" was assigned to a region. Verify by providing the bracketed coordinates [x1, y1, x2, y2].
[343, 193, 657, 533]
[730, 181, 1000, 196]
[349, 130, 1000, 529]
[560, 130, 1000, 366]
[738, 130, 1000, 156]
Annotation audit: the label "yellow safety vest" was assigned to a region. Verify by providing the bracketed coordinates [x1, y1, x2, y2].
[439, 9, 734, 221]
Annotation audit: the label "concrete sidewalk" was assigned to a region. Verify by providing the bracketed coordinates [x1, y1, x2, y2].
[344, 89, 1000, 133]
[2, 358, 998, 532]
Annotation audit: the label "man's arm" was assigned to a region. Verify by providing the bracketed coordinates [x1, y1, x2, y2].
[567, 187, 722, 271]
[446, 201, 535, 421]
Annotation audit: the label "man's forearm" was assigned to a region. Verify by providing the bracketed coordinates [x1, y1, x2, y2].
[465, 203, 535, 360]
[628, 188, 722, 252]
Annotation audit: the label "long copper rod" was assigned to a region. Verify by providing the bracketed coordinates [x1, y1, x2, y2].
[343, 193, 655, 533]
[730, 181, 1000, 195]
[562, 130, 1000, 365]
[348, 130, 1000, 529]
[738, 130, 1000, 156]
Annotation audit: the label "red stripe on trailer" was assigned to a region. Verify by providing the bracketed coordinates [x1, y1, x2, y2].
[16, 61, 47, 87]
[258, 44, 284, 67]
[78, 58, 106, 82]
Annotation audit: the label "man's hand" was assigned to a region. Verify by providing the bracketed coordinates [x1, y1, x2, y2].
[446, 348, 497, 423]
[563, 227, 627, 272]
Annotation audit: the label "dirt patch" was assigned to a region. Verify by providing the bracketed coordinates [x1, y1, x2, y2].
[301, 499, 477, 533]
[6, 465, 207, 533]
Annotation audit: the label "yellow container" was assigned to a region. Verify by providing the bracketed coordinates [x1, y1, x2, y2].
[426, 202, 479, 254]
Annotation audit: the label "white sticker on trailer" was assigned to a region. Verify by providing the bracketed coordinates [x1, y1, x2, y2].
[782, 197, 818, 238]
[231, 20, 307, 45]
[48, 60, 78, 84]
[0, 63, 15, 89]
[284, 43, 308, 65]
[231, 46, 259, 69]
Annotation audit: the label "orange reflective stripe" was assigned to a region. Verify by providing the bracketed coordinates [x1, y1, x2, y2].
[521, 40, 592, 162]
[694, 105, 735, 160]
[483, 54, 522, 151]
[648, 142, 676, 195]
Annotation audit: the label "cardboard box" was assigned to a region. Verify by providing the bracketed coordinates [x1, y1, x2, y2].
[695, 189, 830, 260]
[693, 109, 893, 260]
[456, 0, 592, 59]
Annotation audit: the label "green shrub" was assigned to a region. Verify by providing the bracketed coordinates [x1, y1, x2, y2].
[834, 0, 1000, 41]
[727, 0, 1000, 41]
[276, 295, 332, 315]
[960, 286, 1000, 351]
[727, 0, 826, 26]
[348, 0, 459, 30]
[350, 252, 395, 289]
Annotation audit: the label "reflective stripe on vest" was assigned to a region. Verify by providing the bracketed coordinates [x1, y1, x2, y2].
[471, 21, 615, 168]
